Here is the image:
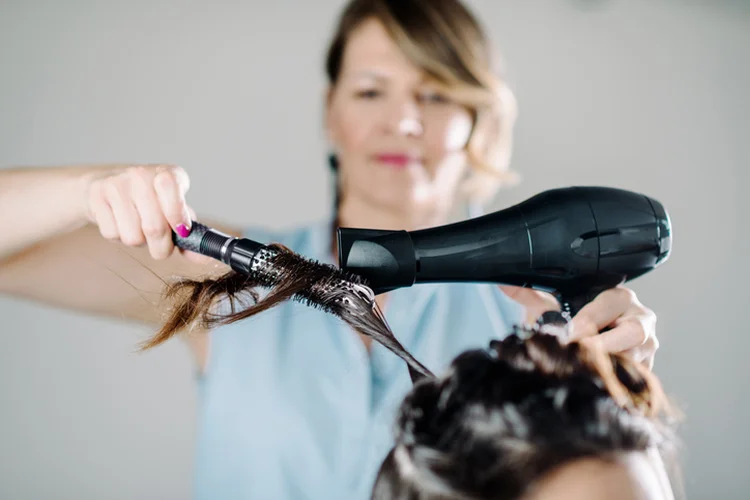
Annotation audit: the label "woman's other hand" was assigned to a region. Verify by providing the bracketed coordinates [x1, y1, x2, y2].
[500, 285, 659, 370]
[568, 286, 658, 370]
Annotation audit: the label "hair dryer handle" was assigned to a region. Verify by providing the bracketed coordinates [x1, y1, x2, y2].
[538, 284, 620, 331]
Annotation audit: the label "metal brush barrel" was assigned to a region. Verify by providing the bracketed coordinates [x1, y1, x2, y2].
[172, 221, 267, 272]
[171, 222, 374, 303]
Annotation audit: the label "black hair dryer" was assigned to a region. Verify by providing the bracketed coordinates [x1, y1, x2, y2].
[337, 186, 672, 320]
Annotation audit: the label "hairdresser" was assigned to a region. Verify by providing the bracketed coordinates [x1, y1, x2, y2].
[0, 1, 659, 499]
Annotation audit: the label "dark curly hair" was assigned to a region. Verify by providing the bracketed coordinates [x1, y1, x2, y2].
[370, 324, 680, 500]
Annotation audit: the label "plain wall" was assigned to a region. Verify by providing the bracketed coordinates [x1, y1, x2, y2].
[1, 0, 748, 498]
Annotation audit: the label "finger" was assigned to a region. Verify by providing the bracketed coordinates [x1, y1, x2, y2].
[642, 353, 655, 371]
[153, 168, 192, 234]
[628, 334, 658, 370]
[499, 285, 561, 324]
[154, 164, 191, 193]
[499, 286, 559, 308]
[568, 287, 635, 341]
[130, 171, 174, 260]
[88, 185, 119, 240]
[498, 285, 525, 301]
[618, 348, 655, 371]
[176, 205, 216, 265]
[106, 182, 145, 247]
[170, 165, 191, 194]
[580, 318, 648, 355]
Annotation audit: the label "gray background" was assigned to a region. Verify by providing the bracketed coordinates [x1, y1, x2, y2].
[1, 0, 748, 498]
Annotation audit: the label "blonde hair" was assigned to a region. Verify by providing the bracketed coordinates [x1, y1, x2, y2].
[325, 0, 520, 204]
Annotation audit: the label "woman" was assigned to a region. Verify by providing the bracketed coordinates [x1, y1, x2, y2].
[0, 0, 659, 498]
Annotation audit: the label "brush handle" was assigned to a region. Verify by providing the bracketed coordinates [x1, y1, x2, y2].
[172, 220, 242, 264]
[172, 221, 212, 255]
[172, 220, 266, 272]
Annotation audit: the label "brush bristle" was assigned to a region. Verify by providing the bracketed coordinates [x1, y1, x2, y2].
[260, 247, 372, 314]
[260, 247, 433, 381]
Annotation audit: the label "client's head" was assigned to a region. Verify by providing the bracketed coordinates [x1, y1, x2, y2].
[371, 325, 678, 500]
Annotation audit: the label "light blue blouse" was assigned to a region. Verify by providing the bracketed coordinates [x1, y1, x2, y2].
[193, 220, 526, 500]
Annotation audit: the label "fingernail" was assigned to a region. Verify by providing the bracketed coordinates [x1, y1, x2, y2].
[175, 224, 190, 238]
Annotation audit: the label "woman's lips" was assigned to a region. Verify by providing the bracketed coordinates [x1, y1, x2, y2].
[375, 153, 420, 169]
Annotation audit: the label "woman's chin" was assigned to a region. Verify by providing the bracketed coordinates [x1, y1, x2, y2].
[377, 190, 422, 211]
[374, 196, 444, 225]
[347, 181, 439, 221]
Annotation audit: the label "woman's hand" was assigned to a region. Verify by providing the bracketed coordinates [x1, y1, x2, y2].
[85, 164, 209, 263]
[567, 286, 658, 370]
[500, 285, 659, 370]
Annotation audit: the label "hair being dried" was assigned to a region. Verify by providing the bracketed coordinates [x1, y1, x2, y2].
[140, 243, 433, 382]
[370, 324, 681, 500]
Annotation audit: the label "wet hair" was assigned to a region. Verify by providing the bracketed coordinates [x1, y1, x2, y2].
[325, 0, 520, 206]
[370, 324, 680, 500]
[140, 242, 433, 382]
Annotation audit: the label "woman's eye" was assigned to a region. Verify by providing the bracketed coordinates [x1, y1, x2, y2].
[419, 91, 449, 104]
[356, 89, 381, 99]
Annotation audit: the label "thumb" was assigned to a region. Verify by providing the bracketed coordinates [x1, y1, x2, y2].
[500, 285, 561, 318]
[153, 167, 193, 235]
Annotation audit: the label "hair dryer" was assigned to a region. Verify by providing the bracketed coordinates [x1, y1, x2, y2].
[337, 186, 672, 318]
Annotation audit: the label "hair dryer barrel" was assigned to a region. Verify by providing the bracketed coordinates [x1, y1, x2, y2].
[337, 186, 672, 298]
[336, 207, 533, 294]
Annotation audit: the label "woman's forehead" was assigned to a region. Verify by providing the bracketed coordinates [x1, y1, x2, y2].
[339, 19, 423, 81]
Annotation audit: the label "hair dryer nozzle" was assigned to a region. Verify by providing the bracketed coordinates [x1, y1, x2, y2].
[337, 228, 416, 294]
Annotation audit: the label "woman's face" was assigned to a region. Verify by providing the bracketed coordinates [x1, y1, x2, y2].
[326, 18, 474, 218]
[524, 452, 672, 500]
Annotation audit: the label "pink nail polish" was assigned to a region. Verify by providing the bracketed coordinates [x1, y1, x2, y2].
[176, 224, 190, 238]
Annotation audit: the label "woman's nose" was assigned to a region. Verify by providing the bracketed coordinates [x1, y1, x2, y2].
[385, 96, 423, 137]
